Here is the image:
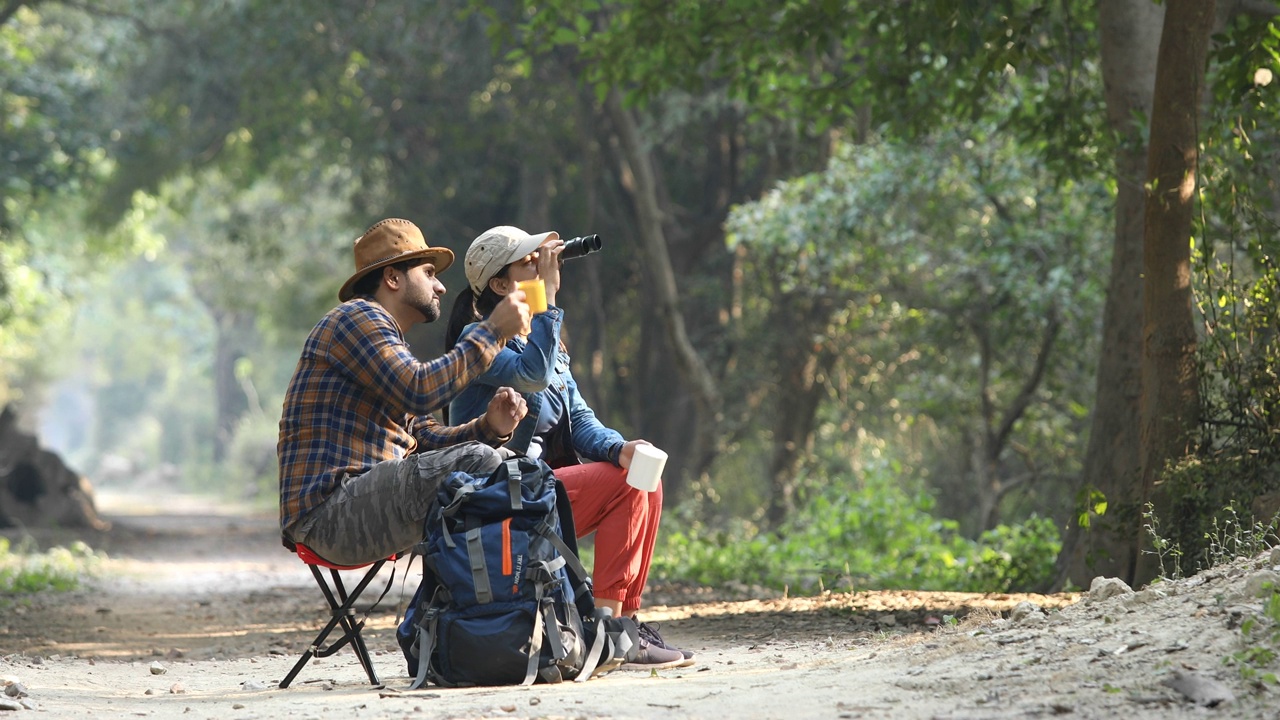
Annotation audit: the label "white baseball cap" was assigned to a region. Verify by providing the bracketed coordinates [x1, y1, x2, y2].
[464, 225, 559, 294]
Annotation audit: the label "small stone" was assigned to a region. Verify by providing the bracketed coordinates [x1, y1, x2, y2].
[1121, 588, 1166, 609]
[1009, 601, 1043, 623]
[149, 661, 167, 675]
[1269, 546, 1280, 567]
[2, 683, 25, 699]
[1020, 611, 1048, 626]
[0, 697, 22, 711]
[144, 689, 158, 696]
[1161, 669, 1234, 706]
[1087, 577, 1133, 602]
[232, 703, 246, 709]
[240, 680, 267, 691]
[1243, 570, 1280, 598]
[169, 683, 185, 694]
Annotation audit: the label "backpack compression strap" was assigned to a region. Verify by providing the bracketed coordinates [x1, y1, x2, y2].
[534, 516, 594, 607]
[504, 457, 524, 510]
[464, 514, 494, 605]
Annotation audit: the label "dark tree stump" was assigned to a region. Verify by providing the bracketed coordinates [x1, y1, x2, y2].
[0, 405, 109, 531]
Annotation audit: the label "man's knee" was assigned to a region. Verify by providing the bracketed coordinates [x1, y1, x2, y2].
[415, 442, 503, 480]
[458, 442, 504, 475]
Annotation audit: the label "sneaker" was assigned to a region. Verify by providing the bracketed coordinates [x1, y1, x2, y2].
[618, 635, 688, 671]
[637, 621, 695, 665]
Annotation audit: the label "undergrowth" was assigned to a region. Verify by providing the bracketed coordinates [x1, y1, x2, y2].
[651, 470, 1060, 594]
[1145, 501, 1280, 685]
[0, 536, 102, 597]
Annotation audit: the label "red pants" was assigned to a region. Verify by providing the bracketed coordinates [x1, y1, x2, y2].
[556, 461, 663, 615]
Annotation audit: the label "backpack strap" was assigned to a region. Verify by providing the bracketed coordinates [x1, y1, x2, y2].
[504, 457, 524, 510]
[464, 515, 494, 604]
[440, 480, 480, 518]
[534, 513, 593, 610]
[550, 478, 597, 616]
[522, 588, 547, 686]
[409, 603, 441, 690]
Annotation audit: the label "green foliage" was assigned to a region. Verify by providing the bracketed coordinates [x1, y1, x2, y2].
[966, 516, 1062, 593]
[1226, 584, 1280, 685]
[1142, 501, 1185, 581]
[1145, 494, 1279, 581]
[502, 0, 1103, 175]
[719, 128, 1108, 533]
[0, 4, 120, 227]
[0, 537, 100, 596]
[652, 462, 1060, 594]
[44, 161, 358, 495]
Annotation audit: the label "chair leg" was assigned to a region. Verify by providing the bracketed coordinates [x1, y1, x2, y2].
[325, 569, 381, 685]
[279, 560, 387, 689]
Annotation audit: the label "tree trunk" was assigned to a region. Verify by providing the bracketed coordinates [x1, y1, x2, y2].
[1133, 0, 1216, 585]
[1060, 0, 1163, 589]
[212, 310, 254, 463]
[764, 291, 839, 528]
[603, 91, 722, 492]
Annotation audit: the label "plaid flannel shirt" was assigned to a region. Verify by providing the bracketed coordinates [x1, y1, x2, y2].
[278, 298, 506, 532]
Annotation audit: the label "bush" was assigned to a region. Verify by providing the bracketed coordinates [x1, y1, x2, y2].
[0, 537, 101, 595]
[652, 468, 1061, 594]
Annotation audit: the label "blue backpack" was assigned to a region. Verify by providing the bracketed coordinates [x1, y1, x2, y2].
[396, 457, 638, 687]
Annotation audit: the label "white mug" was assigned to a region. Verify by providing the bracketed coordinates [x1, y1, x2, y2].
[625, 444, 667, 492]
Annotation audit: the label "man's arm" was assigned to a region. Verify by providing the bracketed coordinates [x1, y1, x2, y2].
[329, 302, 506, 417]
[411, 387, 527, 451]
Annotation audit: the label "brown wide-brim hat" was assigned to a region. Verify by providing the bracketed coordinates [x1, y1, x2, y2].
[338, 218, 455, 302]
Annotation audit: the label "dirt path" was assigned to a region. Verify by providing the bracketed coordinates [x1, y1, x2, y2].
[2, 491, 1277, 719]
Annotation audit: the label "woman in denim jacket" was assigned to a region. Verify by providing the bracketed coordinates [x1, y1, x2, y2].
[444, 225, 692, 670]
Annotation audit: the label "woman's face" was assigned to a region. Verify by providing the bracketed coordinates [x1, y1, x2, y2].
[502, 252, 540, 283]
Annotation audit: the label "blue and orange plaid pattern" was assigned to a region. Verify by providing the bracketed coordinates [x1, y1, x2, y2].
[278, 298, 504, 530]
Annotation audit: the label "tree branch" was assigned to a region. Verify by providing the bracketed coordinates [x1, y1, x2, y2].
[604, 89, 722, 421]
[994, 304, 1062, 452]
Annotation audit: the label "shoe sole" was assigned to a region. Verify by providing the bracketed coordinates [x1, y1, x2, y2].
[617, 659, 688, 671]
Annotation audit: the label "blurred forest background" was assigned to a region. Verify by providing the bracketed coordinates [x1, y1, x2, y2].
[2, 0, 1278, 595]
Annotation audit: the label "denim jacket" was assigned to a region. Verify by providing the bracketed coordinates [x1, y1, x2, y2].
[449, 306, 624, 468]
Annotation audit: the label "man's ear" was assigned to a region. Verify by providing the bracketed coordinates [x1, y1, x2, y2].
[382, 265, 400, 290]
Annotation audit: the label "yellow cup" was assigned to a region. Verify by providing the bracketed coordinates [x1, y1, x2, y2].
[517, 278, 548, 314]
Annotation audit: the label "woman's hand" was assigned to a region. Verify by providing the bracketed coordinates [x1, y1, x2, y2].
[536, 239, 564, 307]
[481, 387, 527, 437]
[618, 439, 653, 469]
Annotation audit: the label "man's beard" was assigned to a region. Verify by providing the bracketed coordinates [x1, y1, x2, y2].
[417, 298, 441, 323]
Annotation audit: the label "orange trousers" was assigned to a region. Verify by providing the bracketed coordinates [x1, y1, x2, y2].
[556, 461, 663, 616]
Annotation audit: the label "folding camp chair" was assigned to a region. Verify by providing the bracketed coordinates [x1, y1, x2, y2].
[280, 540, 396, 689]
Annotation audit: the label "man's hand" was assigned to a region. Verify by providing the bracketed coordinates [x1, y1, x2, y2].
[489, 294, 530, 340]
[481, 387, 527, 437]
[618, 439, 653, 469]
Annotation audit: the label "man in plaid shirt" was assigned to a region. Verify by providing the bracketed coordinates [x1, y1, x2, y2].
[278, 218, 530, 566]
